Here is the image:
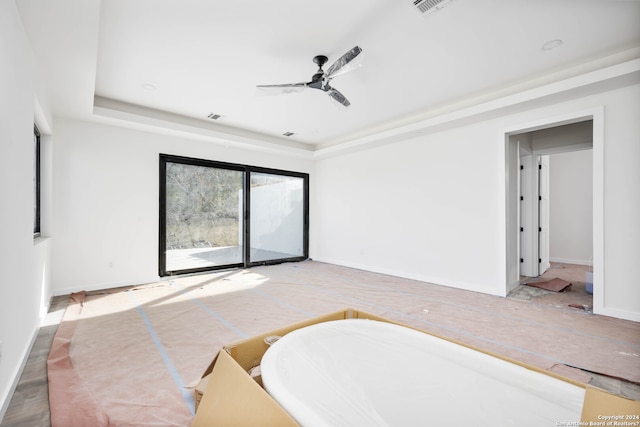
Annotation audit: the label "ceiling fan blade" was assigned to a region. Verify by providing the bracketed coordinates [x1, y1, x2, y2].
[325, 46, 363, 79]
[256, 82, 308, 95]
[327, 88, 351, 108]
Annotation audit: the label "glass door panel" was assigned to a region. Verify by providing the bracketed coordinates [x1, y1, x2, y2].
[249, 172, 305, 263]
[164, 161, 243, 273]
[160, 154, 308, 276]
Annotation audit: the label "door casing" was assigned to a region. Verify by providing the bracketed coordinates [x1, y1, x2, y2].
[504, 107, 602, 316]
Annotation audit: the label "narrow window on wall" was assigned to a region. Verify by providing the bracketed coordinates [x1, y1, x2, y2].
[33, 125, 41, 238]
[158, 154, 309, 276]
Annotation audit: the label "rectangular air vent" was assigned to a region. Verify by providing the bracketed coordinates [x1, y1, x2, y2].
[207, 113, 221, 120]
[282, 132, 295, 137]
[412, 0, 453, 15]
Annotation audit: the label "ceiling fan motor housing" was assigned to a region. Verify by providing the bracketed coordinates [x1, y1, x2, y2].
[313, 55, 328, 68]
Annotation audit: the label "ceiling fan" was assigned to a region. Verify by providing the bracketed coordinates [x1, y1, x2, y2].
[256, 46, 363, 108]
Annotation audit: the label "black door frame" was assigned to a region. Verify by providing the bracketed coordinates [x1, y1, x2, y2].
[159, 153, 309, 276]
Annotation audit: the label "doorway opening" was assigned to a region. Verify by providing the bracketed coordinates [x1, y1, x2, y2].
[505, 108, 603, 314]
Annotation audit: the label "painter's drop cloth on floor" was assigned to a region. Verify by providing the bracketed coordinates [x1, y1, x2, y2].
[46, 261, 640, 426]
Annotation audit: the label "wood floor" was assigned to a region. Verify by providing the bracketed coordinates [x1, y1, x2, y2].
[1, 262, 638, 426]
[0, 296, 68, 427]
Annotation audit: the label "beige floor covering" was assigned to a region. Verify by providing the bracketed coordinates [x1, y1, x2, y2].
[48, 261, 640, 426]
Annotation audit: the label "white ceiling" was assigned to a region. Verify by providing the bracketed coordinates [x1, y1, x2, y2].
[16, 0, 640, 154]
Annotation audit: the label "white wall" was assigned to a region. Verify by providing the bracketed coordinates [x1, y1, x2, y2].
[549, 150, 593, 265]
[51, 119, 313, 294]
[600, 84, 640, 320]
[311, 82, 640, 321]
[0, 1, 53, 416]
[313, 121, 505, 294]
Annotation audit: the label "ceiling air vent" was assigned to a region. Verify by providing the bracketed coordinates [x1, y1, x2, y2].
[282, 132, 295, 137]
[207, 113, 221, 120]
[412, 0, 453, 15]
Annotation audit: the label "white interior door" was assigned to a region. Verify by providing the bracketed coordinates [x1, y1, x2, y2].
[520, 155, 537, 277]
[538, 155, 551, 275]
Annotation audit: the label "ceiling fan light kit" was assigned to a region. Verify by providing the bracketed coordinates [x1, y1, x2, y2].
[256, 45, 363, 108]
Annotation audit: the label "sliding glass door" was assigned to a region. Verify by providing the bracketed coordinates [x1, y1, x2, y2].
[159, 154, 308, 276]
[161, 158, 244, 274]
[249, 172, 306, 263]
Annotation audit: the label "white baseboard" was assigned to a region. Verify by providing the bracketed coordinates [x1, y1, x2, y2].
[311, 257, 505, 297]
[53, 276, 161, 296]
[0, 325, 40, 422]
[0, 294, 53, 421]
[508, 279, 521, 293]
[549, 257, 591, 266]
[597, 305, 640, 323]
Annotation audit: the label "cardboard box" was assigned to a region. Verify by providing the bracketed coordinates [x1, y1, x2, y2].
[193, 373, 210, 412]
[192, 308, 639, 426]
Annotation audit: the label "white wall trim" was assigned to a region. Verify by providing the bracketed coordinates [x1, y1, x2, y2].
[52, 276, 162, 297]
[93, 96, 314, 159]
[503, 106, 605, 313]
[311, 257, 504, 297]
[0, 324, 40, 422]
[549, 258, 592, 266]
[0, 291, 56, 420]
[599, 307, 640, 323]
[315, 58, 640, 159]
[591, 106, 605, 317]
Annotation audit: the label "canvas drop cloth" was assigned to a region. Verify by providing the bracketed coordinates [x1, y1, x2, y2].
[46, 261, 640, 426]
